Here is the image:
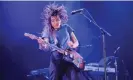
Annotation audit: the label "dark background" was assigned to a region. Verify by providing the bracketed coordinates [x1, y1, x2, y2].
[0, 1, 133, 80]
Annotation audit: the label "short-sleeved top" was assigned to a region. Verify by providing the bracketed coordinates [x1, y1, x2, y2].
[42, 24, 74, 51]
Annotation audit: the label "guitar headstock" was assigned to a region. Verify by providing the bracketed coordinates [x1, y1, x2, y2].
[24, 33, 38, 40]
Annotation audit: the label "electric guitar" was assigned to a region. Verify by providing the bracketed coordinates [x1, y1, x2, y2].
[24, 33, 85, 70]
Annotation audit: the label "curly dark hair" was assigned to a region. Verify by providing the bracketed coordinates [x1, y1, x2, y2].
[41, 3, 68, 37]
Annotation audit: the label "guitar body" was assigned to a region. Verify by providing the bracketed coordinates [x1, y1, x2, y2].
[24, 33, 85, 70]
[63, 50, 85, 70]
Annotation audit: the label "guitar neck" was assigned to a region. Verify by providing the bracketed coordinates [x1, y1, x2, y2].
[24, 33, 66, 54]
[33, 36, 39, 40]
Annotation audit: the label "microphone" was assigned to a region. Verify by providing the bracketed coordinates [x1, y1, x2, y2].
[114, 46, 120, 54]
[71, 8, 84, 15]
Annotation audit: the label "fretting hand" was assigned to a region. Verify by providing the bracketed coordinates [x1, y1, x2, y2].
[37, 37, 44, 44]
[38, 37, 49, 49]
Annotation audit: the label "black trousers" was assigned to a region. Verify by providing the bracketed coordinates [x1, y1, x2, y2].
[49, 51, 91, 80]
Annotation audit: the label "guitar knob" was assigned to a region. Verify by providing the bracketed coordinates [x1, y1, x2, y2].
[65, 51, 68, 55]
[70, 54, 73, 58]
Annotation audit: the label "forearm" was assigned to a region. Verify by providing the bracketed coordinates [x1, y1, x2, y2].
[70, 32, 79, 48]
[72, 41, 79, 48]
[39, 43, 47, 50]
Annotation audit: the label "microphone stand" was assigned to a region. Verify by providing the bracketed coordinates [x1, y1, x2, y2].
[79, 9, 112, 80]
[113, 47, 120, 80]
